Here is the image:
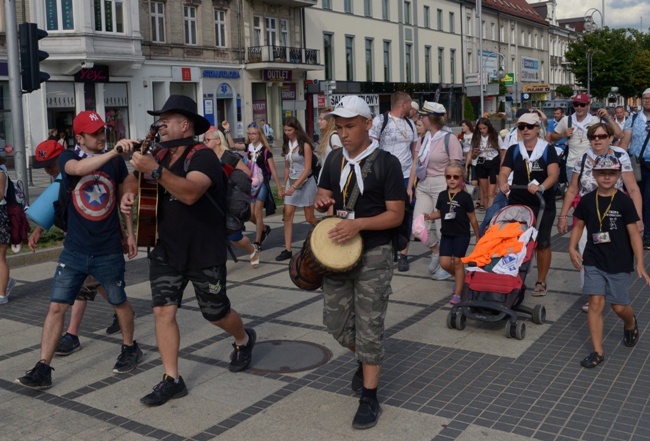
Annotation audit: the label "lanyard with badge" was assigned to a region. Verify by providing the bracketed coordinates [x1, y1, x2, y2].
[593, 190, 616, 244]
[444, 190, 458, 220]
[336, 150, 380, 220]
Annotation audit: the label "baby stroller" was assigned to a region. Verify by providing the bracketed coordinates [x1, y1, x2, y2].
[447, 187, 546, 340]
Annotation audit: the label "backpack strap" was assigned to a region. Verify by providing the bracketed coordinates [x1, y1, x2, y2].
[444, 133, 450, 158]
[379, 111, 389, 137]
[344, 149, 381, 211]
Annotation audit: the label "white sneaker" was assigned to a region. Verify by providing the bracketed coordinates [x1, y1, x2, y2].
[0, 295, 7, 304]
[432, 268, 453, 281]
[428, 253, 440, 274]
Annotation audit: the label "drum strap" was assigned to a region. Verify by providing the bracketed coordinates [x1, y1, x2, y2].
[345, 149, 381, 211]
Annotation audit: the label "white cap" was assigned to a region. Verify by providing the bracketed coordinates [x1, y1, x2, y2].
[643, 88, 650, 96]
[411, 101, 420, 111]
[419, 101, 446, 116]
[327, 95, 372, 119]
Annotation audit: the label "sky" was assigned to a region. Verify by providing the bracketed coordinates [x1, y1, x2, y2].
[554, 0, 650, 31]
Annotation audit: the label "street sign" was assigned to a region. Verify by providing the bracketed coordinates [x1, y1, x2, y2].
[521, 93, 531, 101]
[501, 72, 514, 86]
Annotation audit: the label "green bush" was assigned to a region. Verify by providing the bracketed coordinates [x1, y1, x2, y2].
[463, 96, 475, 121]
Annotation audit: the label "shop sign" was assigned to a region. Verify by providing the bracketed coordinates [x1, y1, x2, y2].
[520, 57, 540, 82]
[522, 84, 551, 93]
[263, 69, 292, 82]
[74, 65, 109, 83]
[501, 72, 515, 86]
[281, 84, 296, 100]
[172, 66, 200, 82]
[252, 100, 267, 121]
[329, 94, 379, 107]
[203, 69, 240, 79]
[216, 83, 233, 99]
[317, 94, 327, 108]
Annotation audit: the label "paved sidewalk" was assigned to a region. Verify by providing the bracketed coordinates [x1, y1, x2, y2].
[2, 194, 650, 440]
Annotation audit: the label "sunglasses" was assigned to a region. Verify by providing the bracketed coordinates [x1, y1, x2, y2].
[573, 103, 588, 108]
[517, 124, 538, 131]
[445, 174, 462, 180]
[588, 134, 609, 141]
[248, 123, 259, 129]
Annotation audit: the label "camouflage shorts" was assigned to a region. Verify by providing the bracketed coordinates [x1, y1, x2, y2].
[149, 257, 231, 322]
[322, 244, 393, 366]
[75, 275, 101, 301]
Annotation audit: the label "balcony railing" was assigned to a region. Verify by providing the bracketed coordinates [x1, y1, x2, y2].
[247, 46, 320, 65]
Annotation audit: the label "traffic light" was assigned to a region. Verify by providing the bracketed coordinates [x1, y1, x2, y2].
[19, 23, 50, 93]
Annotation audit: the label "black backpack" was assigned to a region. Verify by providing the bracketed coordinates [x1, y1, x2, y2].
[379, 111, 415, 137]
[157, 145, 251, 235]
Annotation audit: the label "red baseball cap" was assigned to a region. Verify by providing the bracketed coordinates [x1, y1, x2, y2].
[33, 140, 64, 169]
[73, 111, 107, 135]
[573, 93, 591, 104]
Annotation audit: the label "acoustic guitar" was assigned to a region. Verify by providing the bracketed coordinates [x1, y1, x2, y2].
[136, 123, 162, 247]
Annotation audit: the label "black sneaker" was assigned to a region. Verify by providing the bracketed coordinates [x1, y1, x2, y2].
[55, 333, 81, 356]
[106, 314, 121, 335]
[260, 225, 271, 246]
[112, 341, 143, 374]
[351, 361, 363, 393]
[229, 328, 256, 372]
[397, 254, 409, 272]
[352, 397, 382, 430]
[140, 374, 189, 407]
[275, 249, 292, 261]
[15, 361, 53, 390]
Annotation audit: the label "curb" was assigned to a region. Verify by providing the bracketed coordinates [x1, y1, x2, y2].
[8, 246, 62, 268]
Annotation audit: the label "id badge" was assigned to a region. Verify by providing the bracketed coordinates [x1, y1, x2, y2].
[592, 232, 611, 244]
[336, 210, 355, 219]
[444, 212, 456, 220]
[529, 179, 540, 186]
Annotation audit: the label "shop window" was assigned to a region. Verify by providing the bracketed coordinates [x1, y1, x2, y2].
[104, 83, 129, 149]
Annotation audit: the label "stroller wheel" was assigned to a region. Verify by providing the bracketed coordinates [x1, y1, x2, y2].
[505, 322, 515, 339]
[515, 321, 526, 340]
[455, 311, 466, 330]
[532, 304, 546, 324]
[447, 310, 456, 329]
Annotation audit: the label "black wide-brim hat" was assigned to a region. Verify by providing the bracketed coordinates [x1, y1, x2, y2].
[148, 95, 211, 135]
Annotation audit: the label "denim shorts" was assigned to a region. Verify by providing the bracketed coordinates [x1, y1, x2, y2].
[254, 181, 269, 203]
[51, 249, 126, 306]
[583, 265, 631, 305]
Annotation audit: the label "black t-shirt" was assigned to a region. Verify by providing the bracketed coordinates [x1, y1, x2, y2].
[435, 189, 475, 237]
[319, 147, 406, 251]
[502, 144, 559, 208]
[151, 145, 227, 272]
[574, 190, 639, 273]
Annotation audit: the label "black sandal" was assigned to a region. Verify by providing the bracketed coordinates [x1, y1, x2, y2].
[624, 316, 639, 347]
[580, 352, 605, 368]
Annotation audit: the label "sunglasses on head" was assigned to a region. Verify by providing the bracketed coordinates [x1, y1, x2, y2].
[445, 174, 462, 180]
[573, 103, 588, 108]
[517, 124, 538, 131]
[588, 133, 609, 141]
[248, 123, 259, 129]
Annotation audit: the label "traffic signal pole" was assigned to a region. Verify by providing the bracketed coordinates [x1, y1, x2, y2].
[4, 0, 29, 201]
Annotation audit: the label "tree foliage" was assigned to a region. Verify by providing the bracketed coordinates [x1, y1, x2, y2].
[565, 28, 650, 100]
[463, 96, 475, 121]
[554, 85, 573, 98]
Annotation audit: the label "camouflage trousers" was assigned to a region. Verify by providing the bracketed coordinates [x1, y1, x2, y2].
[322, 244, 393, 366]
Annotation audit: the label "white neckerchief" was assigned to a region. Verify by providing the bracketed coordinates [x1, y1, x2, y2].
[285, 139, 299, 163]
[339, 140, 380, 196]
[418, 130, 447, 163]
[571, 113, 594, 133]
[517, 138, 547, 163]
[74, 144, 105, 158]
[247, 142, 263, 162]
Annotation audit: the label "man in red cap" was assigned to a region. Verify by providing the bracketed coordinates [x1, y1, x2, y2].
[15, 111, 140, 390]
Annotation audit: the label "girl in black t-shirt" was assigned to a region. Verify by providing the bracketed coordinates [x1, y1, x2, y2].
[424, 163, 480, 305]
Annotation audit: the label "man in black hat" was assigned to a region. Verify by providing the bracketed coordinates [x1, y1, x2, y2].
[120, 95, 256, 407]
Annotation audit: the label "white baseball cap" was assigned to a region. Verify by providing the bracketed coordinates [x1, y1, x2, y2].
[643, 88, 650, 97]
[327, 95, 372, 119]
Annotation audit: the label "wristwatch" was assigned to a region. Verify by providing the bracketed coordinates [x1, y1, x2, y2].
[151, 164, 163, 181]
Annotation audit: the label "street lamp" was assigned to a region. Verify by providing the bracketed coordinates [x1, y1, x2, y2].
[585, 8, 603, 31]
[476, 0, 505, 116]
[586, 49, 603, 96]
